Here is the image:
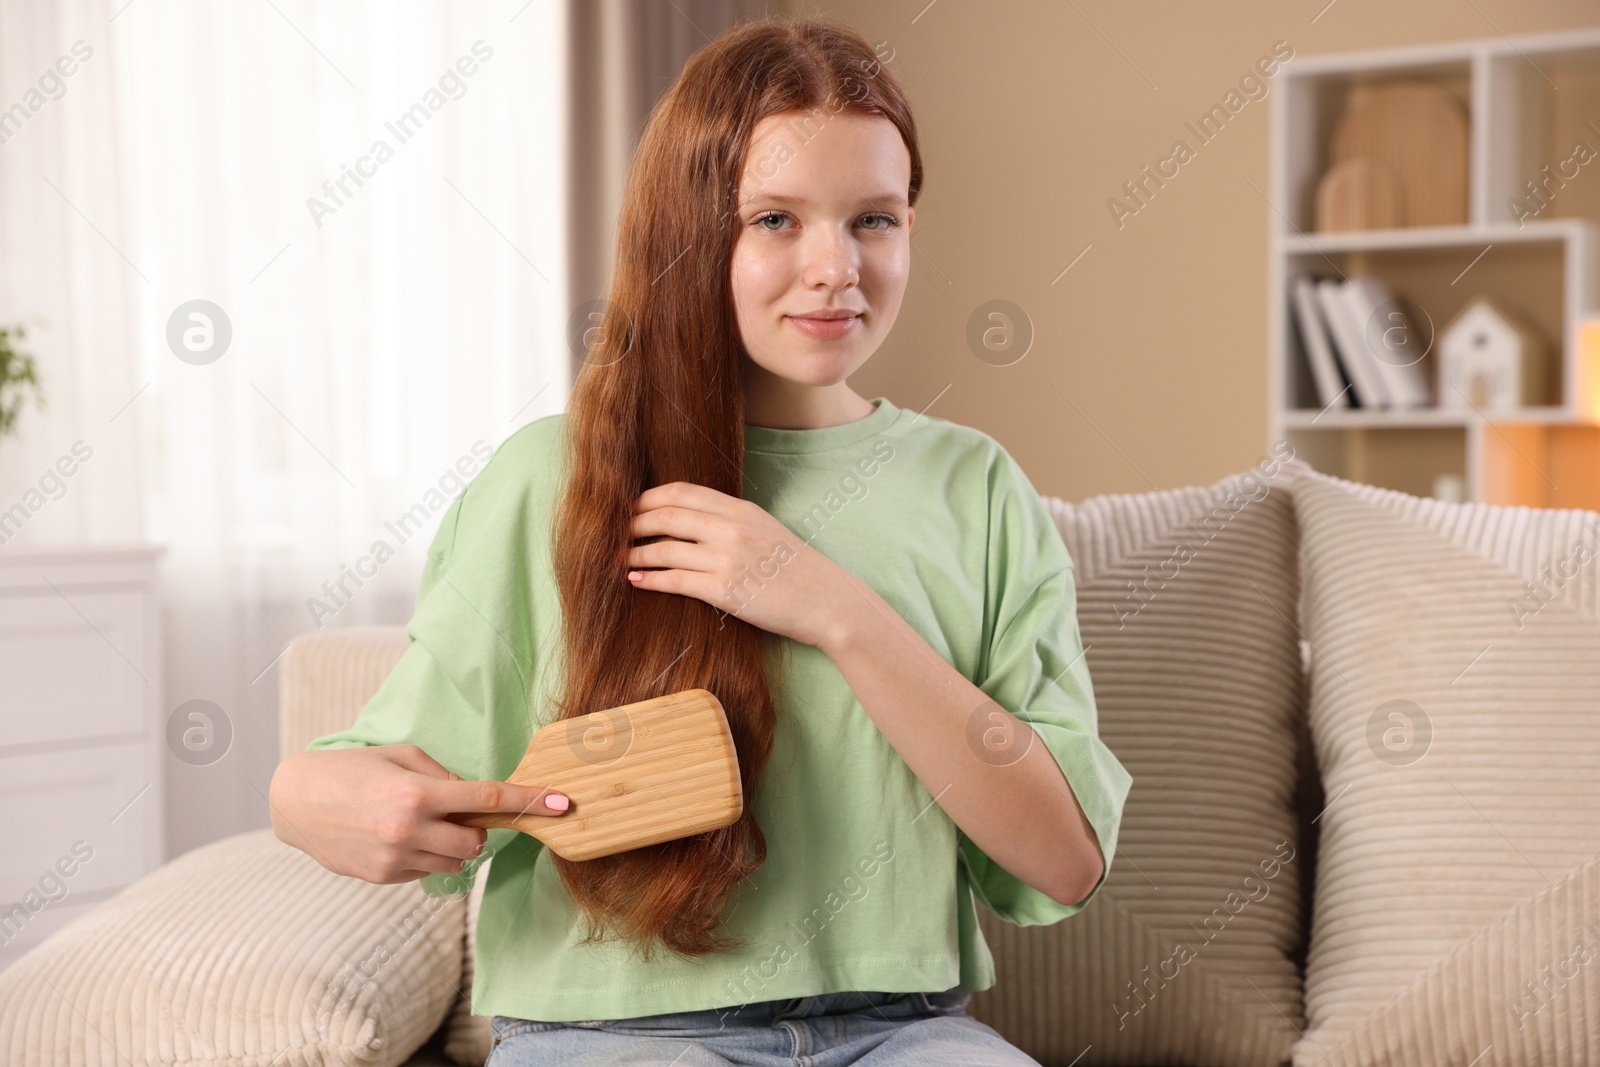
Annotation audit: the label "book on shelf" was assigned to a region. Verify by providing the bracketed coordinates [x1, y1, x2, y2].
[1341, 277, 1431, 409]
[1294, 276, 1434, 410]
[1315, 277, 1391, 408]
[1290, 275, 1351, 410]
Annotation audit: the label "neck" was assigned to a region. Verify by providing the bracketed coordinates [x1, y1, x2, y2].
[742, 363, 874, 430]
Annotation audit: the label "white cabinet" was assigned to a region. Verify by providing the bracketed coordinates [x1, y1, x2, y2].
[0, 547, 164, 971]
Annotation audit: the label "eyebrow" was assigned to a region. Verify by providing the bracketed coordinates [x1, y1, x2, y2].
[739, 192, 910, 209]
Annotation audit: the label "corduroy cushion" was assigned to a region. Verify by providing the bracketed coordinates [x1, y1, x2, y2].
[1290, 468, 1600, 1066]
[280, 626, 415, 758]
[278, 626, 494, 1065]
[968, 454, 1312, 1066]
[0, 829, 466, 1067]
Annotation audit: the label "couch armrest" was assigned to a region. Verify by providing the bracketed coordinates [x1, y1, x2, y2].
[280, 625, 411, 757]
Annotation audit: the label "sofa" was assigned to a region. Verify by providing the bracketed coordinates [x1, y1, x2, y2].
[3, 456, 1597, 1067]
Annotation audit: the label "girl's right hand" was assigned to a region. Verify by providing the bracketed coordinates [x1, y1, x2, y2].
[268, 743, 569, 885]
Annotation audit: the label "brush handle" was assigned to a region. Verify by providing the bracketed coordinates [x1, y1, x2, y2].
[452, 808, 554, 832]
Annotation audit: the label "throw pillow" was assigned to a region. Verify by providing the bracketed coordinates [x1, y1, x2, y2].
[968, 452, 1312, 1066]
[1290, 467, 1600, 1066]
[0, 828, 466, 1066]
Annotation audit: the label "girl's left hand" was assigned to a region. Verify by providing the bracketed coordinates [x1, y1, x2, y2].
[626, 481, 852, 649]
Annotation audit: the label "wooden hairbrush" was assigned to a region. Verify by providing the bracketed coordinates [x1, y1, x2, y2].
[449, 688, 742, 861]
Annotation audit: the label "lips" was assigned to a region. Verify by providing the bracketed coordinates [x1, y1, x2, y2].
[790, 311, 861, 321]
[786, 313, 861, 340]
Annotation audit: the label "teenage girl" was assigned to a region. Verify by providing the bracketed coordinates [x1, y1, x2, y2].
[271, 15, 1131, 1066]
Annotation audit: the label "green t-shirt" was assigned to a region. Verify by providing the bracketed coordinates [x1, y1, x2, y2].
[306, 394, 1132, 1022]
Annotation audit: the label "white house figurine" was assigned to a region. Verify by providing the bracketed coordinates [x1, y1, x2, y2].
[1438, 295, 1547, 411]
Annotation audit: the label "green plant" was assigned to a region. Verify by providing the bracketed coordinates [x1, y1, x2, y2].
[0, 324, 46, 441]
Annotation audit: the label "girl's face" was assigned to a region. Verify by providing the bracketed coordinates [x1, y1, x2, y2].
[729, 110, 915, 389]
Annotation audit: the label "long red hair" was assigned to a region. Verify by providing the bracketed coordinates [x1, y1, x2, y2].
[548, 15, 923, 961]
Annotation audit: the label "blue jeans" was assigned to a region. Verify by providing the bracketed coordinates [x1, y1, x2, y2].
[486, 986, 1042, 1066]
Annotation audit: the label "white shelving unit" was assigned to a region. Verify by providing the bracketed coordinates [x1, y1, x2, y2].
[1268, 26, 1600, 509]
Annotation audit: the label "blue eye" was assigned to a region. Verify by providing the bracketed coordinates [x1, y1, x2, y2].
[748, 211, 902, 231]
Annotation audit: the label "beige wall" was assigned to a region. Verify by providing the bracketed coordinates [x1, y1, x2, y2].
[778, 0, 1600, 501]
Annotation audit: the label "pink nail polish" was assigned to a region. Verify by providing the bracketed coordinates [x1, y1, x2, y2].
[547, 793, 570, 812]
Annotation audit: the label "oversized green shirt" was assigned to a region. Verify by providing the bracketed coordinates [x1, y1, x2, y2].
[306, 395, 1132, 1022]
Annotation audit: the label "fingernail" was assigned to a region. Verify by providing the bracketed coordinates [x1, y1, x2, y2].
[627, 571, 643, 581]
[546, 793, 570, 812]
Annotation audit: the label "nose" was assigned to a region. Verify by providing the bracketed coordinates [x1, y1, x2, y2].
[802, 225, 861, 290]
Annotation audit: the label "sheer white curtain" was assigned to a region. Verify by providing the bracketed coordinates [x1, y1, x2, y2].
[0, 0, 568, 856]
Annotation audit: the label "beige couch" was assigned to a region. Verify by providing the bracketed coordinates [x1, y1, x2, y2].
[5, 461, 1596, 1067]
